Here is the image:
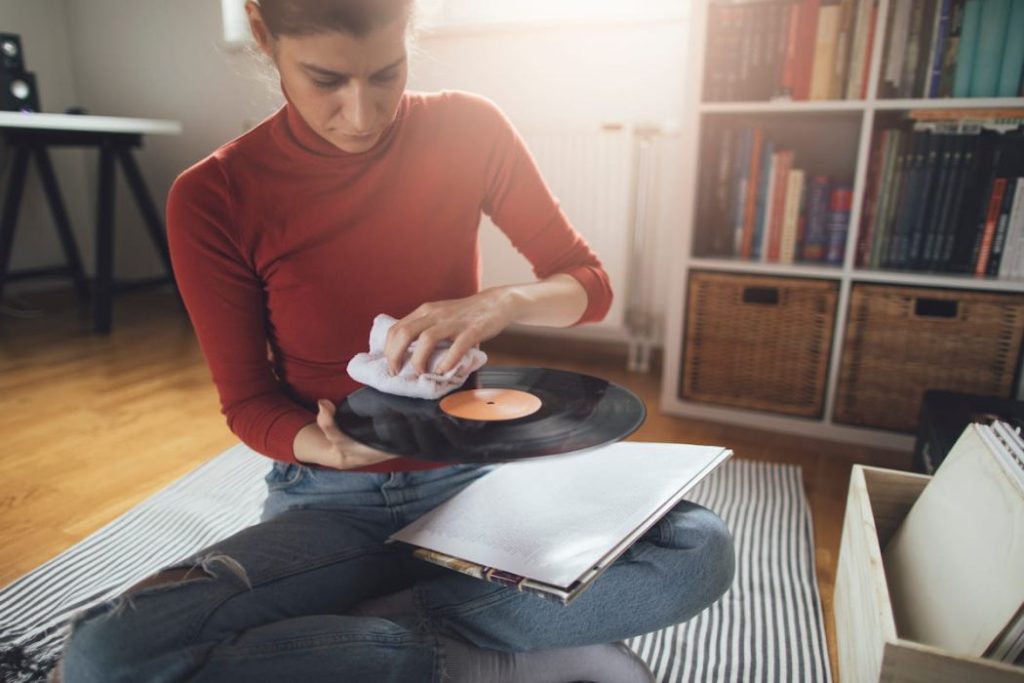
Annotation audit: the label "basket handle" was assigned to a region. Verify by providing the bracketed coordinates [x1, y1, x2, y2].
[742, 286, 780, 306]
[914, 297, 959, 319]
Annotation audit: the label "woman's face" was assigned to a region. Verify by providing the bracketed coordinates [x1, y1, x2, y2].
[248, 4, 409, 154]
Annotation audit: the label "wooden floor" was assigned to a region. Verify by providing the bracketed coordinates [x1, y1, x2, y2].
[0, 289, 911, 680]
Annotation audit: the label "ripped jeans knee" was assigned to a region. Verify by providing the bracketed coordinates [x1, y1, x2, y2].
[59, 553, 251, 683]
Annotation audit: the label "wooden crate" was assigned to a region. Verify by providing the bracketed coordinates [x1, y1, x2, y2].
[835, 285, 1024, 433]
[680, 272, 838, 417]
[835, 465, 1024, 683]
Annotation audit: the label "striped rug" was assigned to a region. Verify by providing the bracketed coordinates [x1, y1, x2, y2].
[0, 445, 831, 683]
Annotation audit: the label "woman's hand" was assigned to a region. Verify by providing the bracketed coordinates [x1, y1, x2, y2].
[292, 399, 398, 469]
[384, 288, 519, 376]
[384, 275, 589, 377]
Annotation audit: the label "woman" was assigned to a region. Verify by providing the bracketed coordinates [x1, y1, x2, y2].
[58, 1, 735, 681]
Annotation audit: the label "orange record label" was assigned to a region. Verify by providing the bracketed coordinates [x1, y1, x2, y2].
[439, 389, 543, 421]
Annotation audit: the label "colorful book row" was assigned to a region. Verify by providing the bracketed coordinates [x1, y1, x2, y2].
[857, 112, 1024, 277]
[696, 124, 853, 265]
[704, 0, 878, 102]
[881, 0, 1024, 99]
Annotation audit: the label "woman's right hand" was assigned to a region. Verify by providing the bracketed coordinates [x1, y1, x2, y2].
[292, 399, 399, 470]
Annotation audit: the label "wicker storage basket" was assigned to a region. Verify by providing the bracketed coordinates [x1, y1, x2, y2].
[835, 284, 1024, 433]
[680, 271, 839, 417]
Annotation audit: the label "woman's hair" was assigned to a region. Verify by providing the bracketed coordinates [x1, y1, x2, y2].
[256, 0, 414, 37]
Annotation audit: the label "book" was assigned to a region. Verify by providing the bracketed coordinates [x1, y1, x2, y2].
[926, 0, 954, 97]
[986, 178, 1017, 275]
[802, 175, 832, 261]
[389, 442, 732, 604]
[810, 3, 842, 99]
[767, 150, 795, 261]
[999, 178, 1024, 278]
[952, 0, 982, 97]
[974, 177, 1007, 274]
[780, 168, 806, 263]
[826, 186, 853, 264]
[846, 0, 873, 98]
[883, 421, 1024, 659]
[794, 0, 823, 100]
[998, 0, 1024, 97]
[970, 0, 1013, 97]
[883, 0, 913, 96]
[938, 0, 968, 97]
[741, 128, 765, 258]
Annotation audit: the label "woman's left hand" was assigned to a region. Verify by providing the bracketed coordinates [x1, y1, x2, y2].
[384, 288, 518, 376]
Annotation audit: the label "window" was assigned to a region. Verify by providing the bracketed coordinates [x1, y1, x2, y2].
[222, 0, 689, 43]
[423, 0, 689, 28]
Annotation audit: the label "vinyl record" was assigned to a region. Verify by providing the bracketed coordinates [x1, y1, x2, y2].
[336, 366, 646, 464]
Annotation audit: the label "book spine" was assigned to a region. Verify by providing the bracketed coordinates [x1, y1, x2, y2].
[733, 127, 752, 255]
[974, 177, 1008, 274]
[781, 3, 802, 97]
[761, 151, 779, 261]
[939, 0, 967, 97]
[803, 175, 832, 261]
[969, 0, 1012, 97]
[952, 0, 982, 97]
[873, 130, 906, 267]
[846, 0, 872, 99]
[997, 0, 1024, 96]
[857, 129, 888, 266]
[908, 133, 942, 269]
[811, 4, 843, 99]
[1001, 177, 1024, 278]
[741, 128, 765, 259]
[900, 0, 926, 98]
[884, 0, 913, 96]
[714, 127, 737, 256]
[826, 186, 854, 264]
[922, 134, 958, 270]
[889, 131, 927, 268]
[753, 140, 775, 260]
[794, 0, 823, 100]
[927, 0, 954, 97]
[986, 177, 1017, 276]
[781, 169, 807, 263]
[939, 135, 976, 269]
[767, 150, 794, 261]
[831, 0, 856, 99]
[859, 2, 880, 98]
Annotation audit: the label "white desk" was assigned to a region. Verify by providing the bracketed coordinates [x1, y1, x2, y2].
[0, 112, 183, 333]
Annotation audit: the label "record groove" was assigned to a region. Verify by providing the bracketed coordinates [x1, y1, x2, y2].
[336, 366, 646, 464]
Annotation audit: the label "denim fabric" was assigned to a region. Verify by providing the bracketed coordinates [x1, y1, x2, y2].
[61, 461, 735, 682]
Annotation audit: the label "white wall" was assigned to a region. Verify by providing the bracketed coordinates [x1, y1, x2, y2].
[410, 23, 690, 340]
[0, 0, 91, 281]
[8, 1, 691, 344]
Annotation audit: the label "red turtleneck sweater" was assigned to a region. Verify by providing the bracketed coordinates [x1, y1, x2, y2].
[167, 90, 613, 471]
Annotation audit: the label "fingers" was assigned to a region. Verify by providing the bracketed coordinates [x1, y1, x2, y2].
[385, 315, 432, 376]
[435, 330, 479, 375]
[316, 399, 345, 442]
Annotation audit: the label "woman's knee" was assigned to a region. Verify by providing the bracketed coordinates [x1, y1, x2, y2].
[656, 503, 736, 605]
[59, 567, 214, 683]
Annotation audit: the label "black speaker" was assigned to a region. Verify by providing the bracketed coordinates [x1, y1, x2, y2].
[1, 70, 40, 112]
[0, 33, 25, 73]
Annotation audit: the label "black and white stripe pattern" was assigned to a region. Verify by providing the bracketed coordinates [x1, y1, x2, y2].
[627, 459, 831, 682]
[0, 447, 830, 683]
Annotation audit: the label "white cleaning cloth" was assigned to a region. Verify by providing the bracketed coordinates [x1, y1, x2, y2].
[347, 314, 487, 400]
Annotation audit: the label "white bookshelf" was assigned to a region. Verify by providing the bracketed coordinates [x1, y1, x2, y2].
[660, 0, 1024, 453]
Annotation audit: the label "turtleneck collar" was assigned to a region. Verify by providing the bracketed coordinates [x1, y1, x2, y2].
[276, 86, 409, 162]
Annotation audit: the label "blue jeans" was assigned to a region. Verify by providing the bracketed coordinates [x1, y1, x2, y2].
[61, 461, 735, 682]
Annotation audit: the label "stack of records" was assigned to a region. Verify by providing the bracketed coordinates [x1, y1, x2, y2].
[884, 420, 1024, 664]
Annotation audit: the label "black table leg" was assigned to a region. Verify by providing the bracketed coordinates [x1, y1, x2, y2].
[94, 143, 116, 334]
[33, 146, 90, 302]
[0, 145, 30, 303]
[116, 146, 173, 276]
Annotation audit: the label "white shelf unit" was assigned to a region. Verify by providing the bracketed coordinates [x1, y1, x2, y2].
[660, 0, 1024, 452]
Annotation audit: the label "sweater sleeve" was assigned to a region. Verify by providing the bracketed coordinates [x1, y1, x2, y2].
[475, 98, 614, 325]
[166, 157, 314, 463]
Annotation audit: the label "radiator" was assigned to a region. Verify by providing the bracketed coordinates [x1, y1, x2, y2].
[479, 122, 666, 370]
